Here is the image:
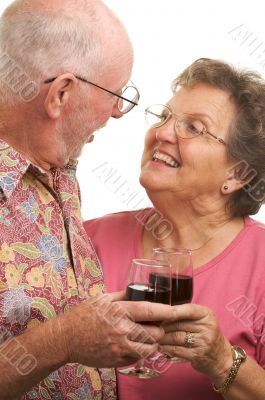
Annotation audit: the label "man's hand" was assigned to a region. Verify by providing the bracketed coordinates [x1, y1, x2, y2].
[60, 291, 178, 367]
[0, 292, 177, 398]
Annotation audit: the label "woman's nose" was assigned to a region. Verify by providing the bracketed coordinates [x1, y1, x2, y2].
[155, 120, 178, 143]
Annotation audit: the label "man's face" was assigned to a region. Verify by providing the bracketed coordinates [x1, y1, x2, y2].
[60, 43, 134, 162]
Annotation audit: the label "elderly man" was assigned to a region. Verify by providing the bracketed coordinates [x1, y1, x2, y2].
[0, 1, 177, 399]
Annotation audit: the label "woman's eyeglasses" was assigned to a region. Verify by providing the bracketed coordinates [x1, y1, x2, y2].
[145, 104, 226, 145]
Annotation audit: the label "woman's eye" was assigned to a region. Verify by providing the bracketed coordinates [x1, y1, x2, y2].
[187, 124, 200, 134]
[187, 120, 203, 135]
[160, 112, 168, 122]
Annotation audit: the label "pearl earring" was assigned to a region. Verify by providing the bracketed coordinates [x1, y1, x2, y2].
[223, 185, 229, 190]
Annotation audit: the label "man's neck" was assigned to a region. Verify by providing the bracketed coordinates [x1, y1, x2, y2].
[0, 133, 51, 171]
[0, 109, 55, 172]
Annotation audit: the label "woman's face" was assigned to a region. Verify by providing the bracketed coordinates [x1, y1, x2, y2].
[140, 83, 237, 203]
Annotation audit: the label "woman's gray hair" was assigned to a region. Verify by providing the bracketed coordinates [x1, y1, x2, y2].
[172, 58, 265, 217]
[0, 0, 106, 104]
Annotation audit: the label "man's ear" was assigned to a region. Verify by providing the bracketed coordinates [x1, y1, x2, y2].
[44, 73, 78, 119]
[221, 160, 257, 194]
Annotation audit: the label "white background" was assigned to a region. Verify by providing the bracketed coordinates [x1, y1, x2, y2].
[1, 0, 265, 222]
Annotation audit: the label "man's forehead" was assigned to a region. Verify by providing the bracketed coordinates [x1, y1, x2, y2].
[14, 0, 100, 13]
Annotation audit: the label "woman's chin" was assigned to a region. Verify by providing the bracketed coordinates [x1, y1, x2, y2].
[139, 171, 166, 191]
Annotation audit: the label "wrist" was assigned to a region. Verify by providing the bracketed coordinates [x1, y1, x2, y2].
[211, 346, 234, 387]
[212, 345, 247, 395]
[205, 339, 233, 384]
[44, 314, 72, 366]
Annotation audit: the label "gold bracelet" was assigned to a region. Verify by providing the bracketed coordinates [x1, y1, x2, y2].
[213, 346, 247, 395]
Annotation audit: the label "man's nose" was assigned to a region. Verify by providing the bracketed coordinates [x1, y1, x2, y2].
[111, 100, 123, 119]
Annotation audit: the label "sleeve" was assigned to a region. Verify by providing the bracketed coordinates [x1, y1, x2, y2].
[254, 293, 265, 368]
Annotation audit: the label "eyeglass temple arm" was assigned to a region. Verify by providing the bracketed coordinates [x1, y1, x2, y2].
[205, 130, 226, 145]
[145, 109, 163, 118]
[44, 76, 139, 106]
[78, 77, 139, 106]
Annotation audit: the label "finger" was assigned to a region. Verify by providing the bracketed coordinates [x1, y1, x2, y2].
[87, 292, 126, 311]
[159, 345, 193, 361]
[159, 330, 188, 346]
[163, 320, 201, 334]
[128, 323, 165, 344]
[108, 290, 126, 301]
[113, 340, 159, 365]
[123, 301, 178, 322]
[171, 303, 210, 321]
[115, 356, 140, 367]
[143, 324, 165, 342]
[129, 340, 159, 359]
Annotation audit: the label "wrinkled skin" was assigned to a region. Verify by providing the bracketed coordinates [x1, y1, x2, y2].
[58, 292, 178, 368]
[159, 303, 233, 381]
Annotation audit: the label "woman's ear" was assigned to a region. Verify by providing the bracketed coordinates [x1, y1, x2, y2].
[44, 73, 78, 119]
[221, 160, 257, 194]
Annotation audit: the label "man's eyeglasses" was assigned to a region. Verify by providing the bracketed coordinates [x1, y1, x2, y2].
[44, 75, 140, 114]
[145, 104, 227, 145]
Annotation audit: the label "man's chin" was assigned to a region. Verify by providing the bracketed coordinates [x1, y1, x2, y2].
[68, 131, 96, 160]
[68, 145, 85, 160]
[86, 134, 94, 143]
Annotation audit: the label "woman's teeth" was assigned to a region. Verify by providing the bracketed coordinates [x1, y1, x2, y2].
[153, 151, 180, 168]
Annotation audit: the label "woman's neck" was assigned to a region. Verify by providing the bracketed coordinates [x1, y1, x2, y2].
[142, 208, 245, 268]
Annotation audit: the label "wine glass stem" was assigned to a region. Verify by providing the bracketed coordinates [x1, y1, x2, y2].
[134, 358, 145, 372]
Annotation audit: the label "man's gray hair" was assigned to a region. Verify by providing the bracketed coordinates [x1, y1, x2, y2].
[0, 0, 106, 105]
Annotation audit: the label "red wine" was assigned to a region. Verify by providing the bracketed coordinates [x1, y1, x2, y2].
[126, 283, 171, 304]
[149, 272, 193, 305]
[171, 274, 193, 305]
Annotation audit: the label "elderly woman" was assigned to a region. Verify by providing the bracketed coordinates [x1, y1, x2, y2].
[84, 58, 265, 399]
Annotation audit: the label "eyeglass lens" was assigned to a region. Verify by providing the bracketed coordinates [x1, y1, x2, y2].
[118, 85, 140, 113]
[145, 105, 205, 139]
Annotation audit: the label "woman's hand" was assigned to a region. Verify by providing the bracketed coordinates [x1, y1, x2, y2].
[159, 303, 233, 382]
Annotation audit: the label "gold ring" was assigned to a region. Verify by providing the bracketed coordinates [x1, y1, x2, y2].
[184, 332, 195, 348]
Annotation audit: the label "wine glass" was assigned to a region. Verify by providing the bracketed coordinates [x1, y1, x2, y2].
[152, 248, 193, 362]
[118, 258, 171, 379]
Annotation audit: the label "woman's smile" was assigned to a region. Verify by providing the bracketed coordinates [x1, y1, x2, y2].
[153, 150, 180, 168]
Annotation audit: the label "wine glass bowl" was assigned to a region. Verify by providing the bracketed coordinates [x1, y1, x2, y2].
[118, 258, 171, 378]
[152, 248, 193, 362]
[126, 259, 171, 304]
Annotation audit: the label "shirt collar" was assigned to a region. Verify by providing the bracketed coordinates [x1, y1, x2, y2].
[0, 139, 78, 200]
[0, 139, 30, 199]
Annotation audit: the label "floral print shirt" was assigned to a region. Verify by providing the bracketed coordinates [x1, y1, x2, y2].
[0, 139, 116, 399]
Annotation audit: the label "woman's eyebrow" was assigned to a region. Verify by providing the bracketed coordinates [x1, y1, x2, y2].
[187, 112, 215, 126]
